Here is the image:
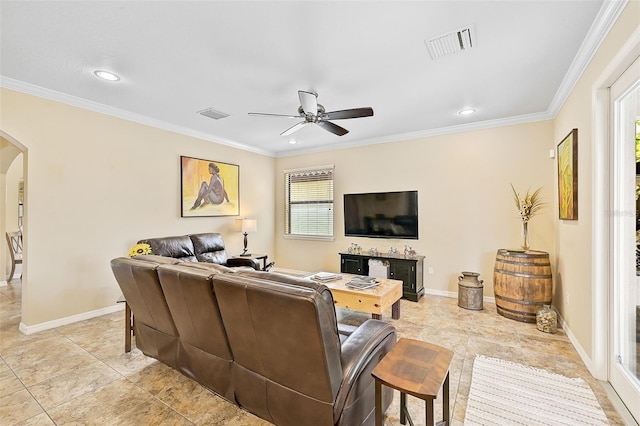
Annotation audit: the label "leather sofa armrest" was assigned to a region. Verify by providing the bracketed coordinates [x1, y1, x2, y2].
[226, 257, 260, 270]
[334, 320, 397, 420]
[337, 323, 358, 337]
[337, 323, 359, 345]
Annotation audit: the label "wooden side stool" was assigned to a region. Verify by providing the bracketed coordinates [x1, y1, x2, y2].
[372, 338, 454, 426]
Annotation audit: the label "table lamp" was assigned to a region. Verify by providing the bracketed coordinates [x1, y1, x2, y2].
[240, 218, 257, 256]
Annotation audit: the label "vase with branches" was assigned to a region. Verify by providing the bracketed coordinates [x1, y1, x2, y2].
[511, 183, 544, 250]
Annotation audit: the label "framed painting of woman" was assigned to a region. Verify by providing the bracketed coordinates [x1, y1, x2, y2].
[180, 156, 239, 217]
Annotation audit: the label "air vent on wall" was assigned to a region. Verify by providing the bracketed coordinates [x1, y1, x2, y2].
[425, 25, 473, 60]
[198, 107, 229, 120]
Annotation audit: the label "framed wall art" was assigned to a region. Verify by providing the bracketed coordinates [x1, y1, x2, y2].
[180, 156, 239, 217]
[557, 128, 578, 220]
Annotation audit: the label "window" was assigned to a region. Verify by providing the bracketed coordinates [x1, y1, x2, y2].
[285, 166, 334, 239]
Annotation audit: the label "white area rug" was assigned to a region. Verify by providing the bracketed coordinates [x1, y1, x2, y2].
[465, 355, 608, 425]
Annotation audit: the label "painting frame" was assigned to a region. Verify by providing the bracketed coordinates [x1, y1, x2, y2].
[180, 155, 240, 217]
[557, 128, 578, 220]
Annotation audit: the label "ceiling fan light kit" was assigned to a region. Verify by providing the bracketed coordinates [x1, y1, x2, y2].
[249, 90, 374, 137]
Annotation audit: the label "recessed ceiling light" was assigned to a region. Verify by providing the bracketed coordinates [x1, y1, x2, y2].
[94, 70, 120, 81]
[458, 108, 476, 116]
[288, 139, 297, 145]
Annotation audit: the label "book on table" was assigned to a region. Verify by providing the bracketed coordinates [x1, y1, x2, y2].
[308, 271, 342, 282]
[346, 276, 380, 290]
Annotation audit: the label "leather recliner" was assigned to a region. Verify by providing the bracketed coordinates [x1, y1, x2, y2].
[110, 256, 397, 425]
[138, 232, 260, 270]
[210, 272, 396, 426]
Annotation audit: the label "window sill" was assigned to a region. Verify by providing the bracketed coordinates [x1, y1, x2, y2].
[284, 234, 335, 242]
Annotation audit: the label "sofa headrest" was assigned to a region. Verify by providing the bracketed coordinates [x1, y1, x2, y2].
[189, 233, 228, 264]
[138, 235, 197, 262]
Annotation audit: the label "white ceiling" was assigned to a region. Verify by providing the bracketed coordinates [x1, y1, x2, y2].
[0, 1, 620, 157]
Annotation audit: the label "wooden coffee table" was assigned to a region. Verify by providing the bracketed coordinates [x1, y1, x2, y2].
[372, 338, 454, 426]
[272, 268, 403, 320]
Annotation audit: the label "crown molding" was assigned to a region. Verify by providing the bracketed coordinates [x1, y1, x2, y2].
[0, 77, 273, 157]
[276, 111, 553, 157]
[547, 0, 628, 116]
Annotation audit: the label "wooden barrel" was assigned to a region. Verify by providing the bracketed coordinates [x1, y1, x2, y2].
[493, 249, 552, 323]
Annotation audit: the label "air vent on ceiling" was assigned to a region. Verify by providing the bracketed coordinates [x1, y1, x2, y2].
[425, 26, 473, 60]
[198, 108, 229, 120]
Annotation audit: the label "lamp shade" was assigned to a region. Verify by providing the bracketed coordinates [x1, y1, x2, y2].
[241, 219, 257, 234]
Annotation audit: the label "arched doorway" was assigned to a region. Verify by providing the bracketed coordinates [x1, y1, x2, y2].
[0, 130, 27, 321]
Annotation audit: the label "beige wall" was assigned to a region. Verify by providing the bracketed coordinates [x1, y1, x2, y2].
[0, 88, 276, 327]
[553, 0, 639, 359]
[275, 121, 556, 297]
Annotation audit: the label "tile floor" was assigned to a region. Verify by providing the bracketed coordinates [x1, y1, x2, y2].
[0, 279, 626, 425]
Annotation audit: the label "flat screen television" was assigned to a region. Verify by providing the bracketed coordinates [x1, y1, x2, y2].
[344, 190, 418, 239]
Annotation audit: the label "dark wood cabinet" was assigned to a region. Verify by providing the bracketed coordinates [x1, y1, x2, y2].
[341, 255, 365, 275]
[339, 252, 424, 301]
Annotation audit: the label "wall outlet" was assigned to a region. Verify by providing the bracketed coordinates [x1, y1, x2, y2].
[427, 267, 434, 275]
[565, 291, 570, 304]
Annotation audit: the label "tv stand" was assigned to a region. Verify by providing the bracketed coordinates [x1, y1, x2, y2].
[339, 252, 424, 302]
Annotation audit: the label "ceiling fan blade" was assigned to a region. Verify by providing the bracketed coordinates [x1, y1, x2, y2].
[298, 90, 318, 115]
[316, 120, 349, 136]
[280, 121, 308, 136]
[323, 107, 374, 120]
[248, 112, 301, 119]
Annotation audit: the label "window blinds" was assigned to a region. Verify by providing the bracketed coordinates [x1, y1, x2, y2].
[285, 166, 334, 237]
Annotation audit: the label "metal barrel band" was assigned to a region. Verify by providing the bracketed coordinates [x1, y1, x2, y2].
[494, 268, 552, 279]
[494, 293, 552, 306]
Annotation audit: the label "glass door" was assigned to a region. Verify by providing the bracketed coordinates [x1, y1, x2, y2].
[610, 55, 640, 423]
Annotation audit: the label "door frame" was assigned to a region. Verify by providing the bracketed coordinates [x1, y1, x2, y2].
[593, 29, 640, 379]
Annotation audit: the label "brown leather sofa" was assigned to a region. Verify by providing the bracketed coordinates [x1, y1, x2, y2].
[138, 232, 261, 270]
[110, 256, 396, 425]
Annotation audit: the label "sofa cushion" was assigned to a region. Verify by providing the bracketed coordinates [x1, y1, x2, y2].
[179, 261, 236, 274]
[110, 257, 180, 368]
[213, 273, 343, 424]
[139, 235, 197, 262]
[131, 254, 183, 264]
[156, 263, 235, 401]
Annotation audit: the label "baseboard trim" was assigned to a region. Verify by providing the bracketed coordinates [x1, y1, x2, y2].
[557, 312, 593, 374]
[18, 303, 124, 335]
[0, 280, 7, 287]
[423, 288, 496, 305]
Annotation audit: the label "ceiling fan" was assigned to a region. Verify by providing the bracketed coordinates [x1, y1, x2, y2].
[248, 90, 374, 137]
